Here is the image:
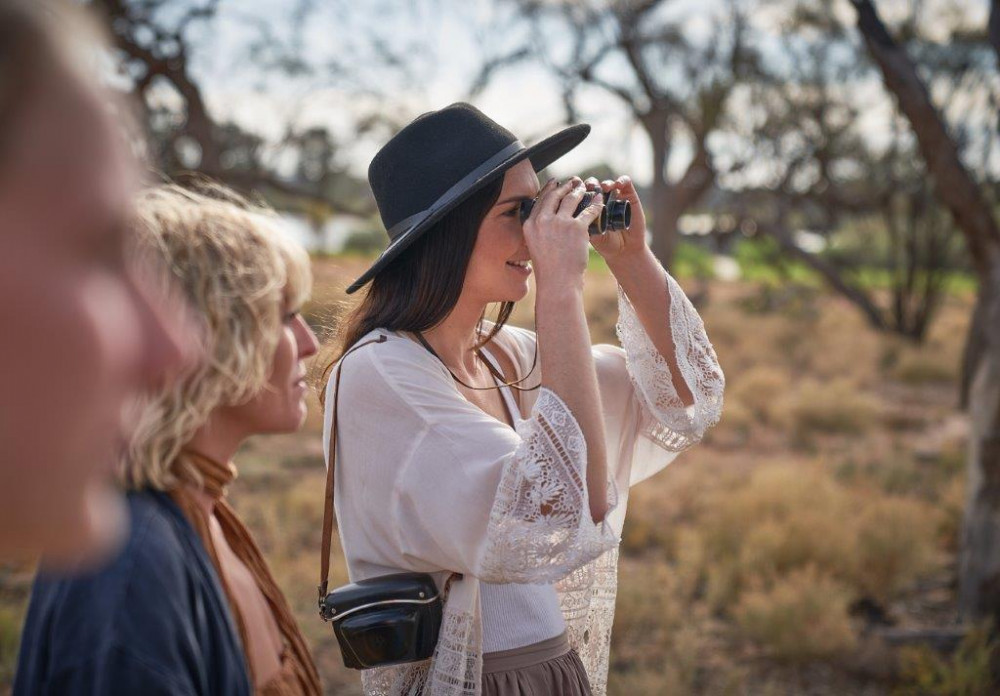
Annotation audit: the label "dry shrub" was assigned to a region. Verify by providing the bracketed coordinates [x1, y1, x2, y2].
[897, 621, 998, 696]
[795, 302, 882, 386]
[620, 508, 679, 556]
[612, 564, 685, 660]
[698, 304, 748, 367]
[939, 476, 967, 552]
[775, 378, 879, 441]
[836, 443, 965, 504]
[696, 462, 940, 622]
[884, 299, 968, 387]
[709, 398, 756, 446]
[612, 564, 703, 693]
[700, 556, 740, 613]
[269, 474, 328, 548]
[715, 461, 852, 523]
[729, 365, 791, 426]
[673, 527, 708, 600]
[866, 455, 925, 496]
[850, 497, 940, 602]
[739, 513, 854, 585]
[890, 345, 960, 385]
[607, 666, 694, 696]
[735, 566, 856, 662]
[697, 463, 855, 610]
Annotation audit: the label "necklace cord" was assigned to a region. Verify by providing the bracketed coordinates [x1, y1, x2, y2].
[413, 330, 539, 392]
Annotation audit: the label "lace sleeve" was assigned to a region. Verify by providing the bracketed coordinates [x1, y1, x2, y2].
[479, 388, 619, 584]
[615, 272, 724, 452]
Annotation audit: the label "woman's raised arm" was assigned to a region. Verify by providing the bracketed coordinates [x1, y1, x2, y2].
[525, 177, 611, 524]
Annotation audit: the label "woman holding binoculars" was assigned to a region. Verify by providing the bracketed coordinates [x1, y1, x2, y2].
[320, 102, 725, 696]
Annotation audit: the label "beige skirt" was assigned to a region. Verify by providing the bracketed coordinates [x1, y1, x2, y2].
[481, 632, 593, 696]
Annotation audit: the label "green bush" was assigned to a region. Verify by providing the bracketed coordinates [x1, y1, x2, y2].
[674, 241, 715, 280]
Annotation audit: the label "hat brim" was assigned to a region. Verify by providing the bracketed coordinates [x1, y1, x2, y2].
[345, 123, 590, 294]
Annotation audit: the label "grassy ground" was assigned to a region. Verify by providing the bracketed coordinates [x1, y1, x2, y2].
[1, 254, 994, 695]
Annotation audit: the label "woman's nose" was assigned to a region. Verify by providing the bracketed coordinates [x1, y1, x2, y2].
[295, 314, 319, 359]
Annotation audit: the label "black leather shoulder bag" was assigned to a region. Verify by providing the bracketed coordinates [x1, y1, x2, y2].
[318, 334, 456, 670]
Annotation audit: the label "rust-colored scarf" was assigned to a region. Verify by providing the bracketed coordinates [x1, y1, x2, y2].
[170, 451, 322, 696]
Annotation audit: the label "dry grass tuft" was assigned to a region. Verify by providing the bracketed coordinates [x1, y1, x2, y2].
[850, 497, 940, 602]
[685, 460, 941, 628]
[611, 563, 705, 693]
[735, 566, 856, 662]
[775, 378, 880, 442]
[729, 365, 790, 427]
[897, 621, 998, 696]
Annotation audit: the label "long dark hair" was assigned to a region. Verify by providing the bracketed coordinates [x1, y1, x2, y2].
[319, 177, 512, 405]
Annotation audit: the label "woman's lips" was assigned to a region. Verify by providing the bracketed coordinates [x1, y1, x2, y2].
[506, 260, 532, 276]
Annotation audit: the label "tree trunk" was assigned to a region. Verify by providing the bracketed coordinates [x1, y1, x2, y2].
[640, 109, 716, 272]
[652, 203, 681, 272]
[959, 275, 1000, 620]
[850, 0, 1000, 624]
[175, 78, 222, 176]
[641, 110, 675, 270]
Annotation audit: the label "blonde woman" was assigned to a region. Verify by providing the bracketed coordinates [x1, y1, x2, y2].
[321, 103, 724, 695]
[16, 185, 322, 696]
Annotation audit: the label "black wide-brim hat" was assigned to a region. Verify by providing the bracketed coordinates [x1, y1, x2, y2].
[346, 102, 590, 294]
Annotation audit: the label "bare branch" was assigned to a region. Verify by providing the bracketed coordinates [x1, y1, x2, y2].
[851, 0, 1000, 280]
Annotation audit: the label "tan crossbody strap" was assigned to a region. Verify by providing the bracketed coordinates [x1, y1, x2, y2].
[318, 334, 388, 604]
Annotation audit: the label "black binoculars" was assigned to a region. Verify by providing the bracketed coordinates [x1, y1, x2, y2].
[519, 190, 631, 236]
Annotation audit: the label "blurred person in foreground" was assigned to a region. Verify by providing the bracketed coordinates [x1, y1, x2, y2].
[15, 185, 323, 695]
[0, 0, 188, 564]
[321, 103, 725, 695]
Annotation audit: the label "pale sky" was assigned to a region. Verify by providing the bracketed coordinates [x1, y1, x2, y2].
[170, 0, 709, 185]
[149, 0, 992, 189]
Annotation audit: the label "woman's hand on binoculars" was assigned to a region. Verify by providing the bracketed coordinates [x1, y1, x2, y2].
[585, 175, 647, 263]
[522, 176, 604, 290]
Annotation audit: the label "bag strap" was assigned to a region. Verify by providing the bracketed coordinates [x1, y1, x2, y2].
[318, 334, 388, 609]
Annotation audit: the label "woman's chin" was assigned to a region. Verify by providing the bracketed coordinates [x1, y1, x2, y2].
[500, 281, 530, 303]
[288, 401, 309, 431]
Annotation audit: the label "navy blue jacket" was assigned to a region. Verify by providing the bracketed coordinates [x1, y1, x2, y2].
[14, 490, 251, 696]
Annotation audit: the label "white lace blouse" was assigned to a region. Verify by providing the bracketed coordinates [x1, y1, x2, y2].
[322, 269, 725, 696]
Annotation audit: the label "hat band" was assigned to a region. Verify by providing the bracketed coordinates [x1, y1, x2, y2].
[385, 139, 525, 240]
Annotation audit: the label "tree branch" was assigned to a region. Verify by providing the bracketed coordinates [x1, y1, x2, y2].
[851, 0, 1000, 281]
[763, 220, 888, 332]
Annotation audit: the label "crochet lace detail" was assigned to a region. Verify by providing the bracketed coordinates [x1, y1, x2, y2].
[556, 545, 619, 692]
[480, 388, 620, 584]
[615, 274, 724, 452]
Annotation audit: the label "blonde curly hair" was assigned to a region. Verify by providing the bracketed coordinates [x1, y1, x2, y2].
[122, 182, 312, 491]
